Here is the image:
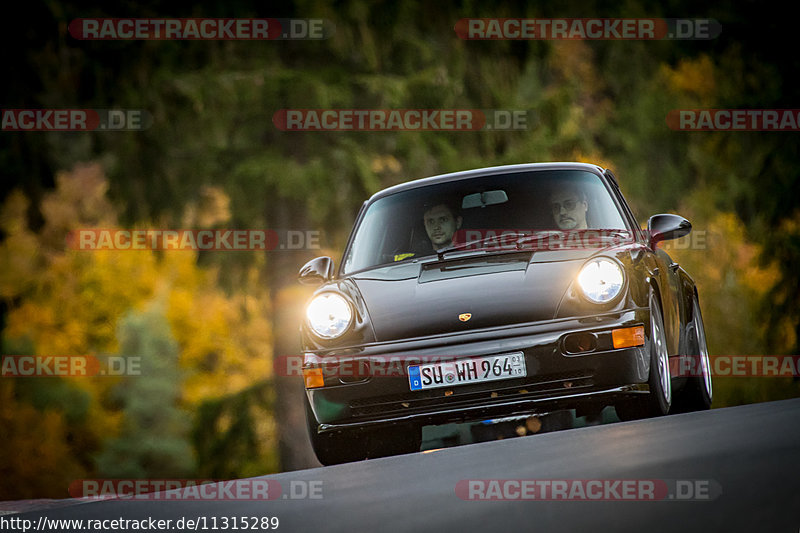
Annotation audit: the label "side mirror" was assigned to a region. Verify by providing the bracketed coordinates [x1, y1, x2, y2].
[298, 256, 334, 285]
[647, 214, 691, 248]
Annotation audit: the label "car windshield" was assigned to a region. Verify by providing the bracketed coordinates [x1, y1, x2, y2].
[342, 169, 629, 274]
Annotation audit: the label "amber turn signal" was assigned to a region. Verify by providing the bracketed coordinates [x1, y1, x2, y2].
[303, 367, 325, 389]
[612, 325, 645, 349]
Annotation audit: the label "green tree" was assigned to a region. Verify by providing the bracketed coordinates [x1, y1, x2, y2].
[95, 300, 194, 479]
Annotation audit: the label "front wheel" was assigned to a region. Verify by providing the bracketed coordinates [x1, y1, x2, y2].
[616, 290, 672, 421]
[671, 294, 713, 413]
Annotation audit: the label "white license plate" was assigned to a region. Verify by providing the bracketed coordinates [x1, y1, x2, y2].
[408, 352, 526, 391]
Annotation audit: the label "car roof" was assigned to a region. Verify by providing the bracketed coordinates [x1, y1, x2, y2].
[367, 162, 608, 203]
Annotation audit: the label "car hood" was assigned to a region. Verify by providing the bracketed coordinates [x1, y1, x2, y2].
[350, 247, 605, 342]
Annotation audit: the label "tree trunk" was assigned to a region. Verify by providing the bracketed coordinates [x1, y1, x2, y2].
[268, 195, 321, 470]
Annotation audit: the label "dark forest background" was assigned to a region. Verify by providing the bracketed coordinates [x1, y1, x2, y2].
[1, 0, 798, 498]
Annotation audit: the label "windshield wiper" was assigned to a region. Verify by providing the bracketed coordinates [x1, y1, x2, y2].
[436, 231, 536, 260]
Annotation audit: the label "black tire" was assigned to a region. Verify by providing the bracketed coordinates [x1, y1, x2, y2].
[305, 396, 421, 465]
[615, 290, 672, 421]
[671, 294, 713, 413]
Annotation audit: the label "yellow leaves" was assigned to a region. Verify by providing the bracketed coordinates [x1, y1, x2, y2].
[40, 163, 115, 247]
[1, 162, 283, 489]
[0, 191, 41, 300]
[167, 281, 273, 404]
[0, 232, 41, 300]
[371, 154, 403, 174]
[151, 253, 273, 403]
[668, 207, 781, 359]
[2, 162, 276, 413]
[660, 54, 716, 101]
[181, 185, 232, 228]
[5, 302, 55, 349]
[11, 250, 159, 355]
[671, 210, 777, 291]
[569, 151, 616, 171]
[0, 381, 86, 499]
[0, 189, 31, 234]
[558, 104, 586, 139]
[545, 41, 611, 138]
[777, 210, 800, 234]
[550, 41, 598, 87]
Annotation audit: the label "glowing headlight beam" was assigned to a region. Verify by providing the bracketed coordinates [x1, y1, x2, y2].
[577, 259, 624, 304]
[306, 293, 353, 339]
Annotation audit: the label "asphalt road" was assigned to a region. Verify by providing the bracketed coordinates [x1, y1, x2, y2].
[14, 398, 800, 533]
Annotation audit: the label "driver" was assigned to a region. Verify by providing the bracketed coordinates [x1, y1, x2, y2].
[423, 202, 463, 250]
[550, 185, 588, 230]
[391, 201, 463, 262]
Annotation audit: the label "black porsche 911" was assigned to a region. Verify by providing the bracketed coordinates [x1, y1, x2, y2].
[298, 162, 713, 465]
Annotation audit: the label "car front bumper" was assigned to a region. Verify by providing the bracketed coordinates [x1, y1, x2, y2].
[305, 308, 651, 433]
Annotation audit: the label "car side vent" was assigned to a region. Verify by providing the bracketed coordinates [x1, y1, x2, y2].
[563, 332, 598, 354]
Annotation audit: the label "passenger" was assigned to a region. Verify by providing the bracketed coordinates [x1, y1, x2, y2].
[550, 185, 589, 230]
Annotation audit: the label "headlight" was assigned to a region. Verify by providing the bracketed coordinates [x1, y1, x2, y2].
[305, 293, 353, 339]
[577, 258, 624, 304]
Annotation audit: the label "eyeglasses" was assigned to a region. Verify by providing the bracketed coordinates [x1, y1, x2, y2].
[552, 199, 579, 212]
